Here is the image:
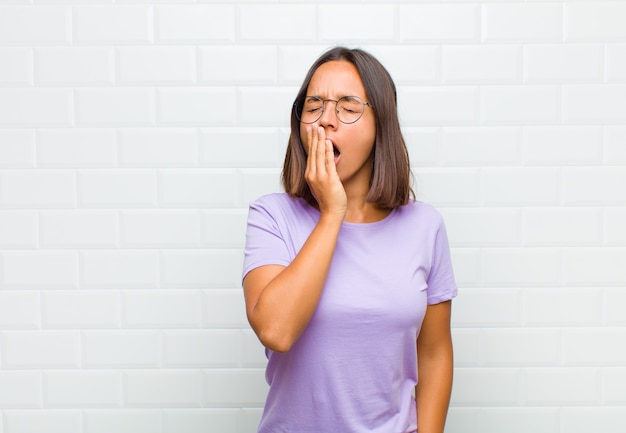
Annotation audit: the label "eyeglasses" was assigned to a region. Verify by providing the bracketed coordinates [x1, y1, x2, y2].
[295, 95, 373, 124]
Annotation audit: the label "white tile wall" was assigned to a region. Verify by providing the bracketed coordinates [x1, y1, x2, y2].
[44, 371, 123, 407]
[564, 2, 626, 42]
[0, 90, 73, 127]
[74, 6, 152, 44]
[399, 4, 478, 42]
[0, 2, 624, 433]
[0, 130, 35, 168]
[36, 47, 114, 86]
[76, 88, 155, 126]
[606, 44, 626, 83]
[2, 331, 81, 369]
[38, 129, 117, 168]
[481, 408, 559, 433]
[4, 410, 82, 433]
[156, 5, 235, 43]
[0, 48, 33, 86]
[84, 410, 160, 433]
[482, 3, 562, 42]
[42, 291, 121, 329]
[0, 6, 70, 44]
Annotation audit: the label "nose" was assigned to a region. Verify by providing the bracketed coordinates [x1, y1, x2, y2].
[317, 100, 338, 128]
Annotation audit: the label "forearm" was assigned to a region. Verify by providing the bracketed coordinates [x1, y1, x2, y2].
[415, 340, 453, 433]
[248, 212, 343, 351]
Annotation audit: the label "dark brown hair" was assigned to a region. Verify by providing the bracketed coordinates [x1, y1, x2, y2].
[282, 47, 414, 209]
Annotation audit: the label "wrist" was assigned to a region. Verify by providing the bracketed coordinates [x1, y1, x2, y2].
[318, 210, 346, 227]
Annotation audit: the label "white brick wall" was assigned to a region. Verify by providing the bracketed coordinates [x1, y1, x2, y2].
[0, 2, 624, 433]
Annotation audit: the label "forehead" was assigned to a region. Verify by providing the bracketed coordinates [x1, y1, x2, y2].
[306, 60, 367, 98]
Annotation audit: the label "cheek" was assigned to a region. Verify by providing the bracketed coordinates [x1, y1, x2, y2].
[357, 115, 376, 146]
[357, 125, 376, 153]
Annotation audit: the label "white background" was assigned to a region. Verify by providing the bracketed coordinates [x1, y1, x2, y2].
[1, 1, 625, 432]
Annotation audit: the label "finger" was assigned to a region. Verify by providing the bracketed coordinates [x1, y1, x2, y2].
[325, 139, 336, 172]
[315, 127, 327, 174]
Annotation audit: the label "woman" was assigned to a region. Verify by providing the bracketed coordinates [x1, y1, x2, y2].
[242, 47, 457, 433]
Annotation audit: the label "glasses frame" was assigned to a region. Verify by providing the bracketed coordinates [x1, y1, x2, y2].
[295, 95, 373, 125]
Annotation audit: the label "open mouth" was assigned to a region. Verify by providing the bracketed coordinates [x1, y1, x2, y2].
[332, 144, 340, 163]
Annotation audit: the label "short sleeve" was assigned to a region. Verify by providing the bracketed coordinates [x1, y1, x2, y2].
[426, 217, 458, 305]
[242, 198, 292, 281]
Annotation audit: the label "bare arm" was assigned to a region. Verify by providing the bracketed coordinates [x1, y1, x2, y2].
[415, 300, 454, 433]
[243, 126, 346, 353]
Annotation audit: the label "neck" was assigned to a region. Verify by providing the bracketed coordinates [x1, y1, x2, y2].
[339, 165, 391, 223]
[343, 192, 391, 224]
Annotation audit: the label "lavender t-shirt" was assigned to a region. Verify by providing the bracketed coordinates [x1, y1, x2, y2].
[243, 193, 457, 433]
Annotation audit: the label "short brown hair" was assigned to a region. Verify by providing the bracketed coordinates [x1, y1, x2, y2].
[282, 46, 414, 209]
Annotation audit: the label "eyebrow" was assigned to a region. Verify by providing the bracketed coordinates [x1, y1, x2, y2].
[305, 94, 361, 100]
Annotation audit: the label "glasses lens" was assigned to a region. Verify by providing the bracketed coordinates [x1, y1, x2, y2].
[299, 97, 324, 124]
[336, 96, 365, 124]
[296, 96, 367, 124]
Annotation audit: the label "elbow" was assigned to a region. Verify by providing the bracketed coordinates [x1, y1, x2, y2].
[262, 340, 292, 354]
[254, 326, 296, 353]
[247, 308, 300, 353]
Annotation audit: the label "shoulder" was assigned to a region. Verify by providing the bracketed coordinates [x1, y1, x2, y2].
[249, 192, 289, 208]
[250, 193, 302, 212]
[249, 193, 313, 222]
[396, 199, 444, 227]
